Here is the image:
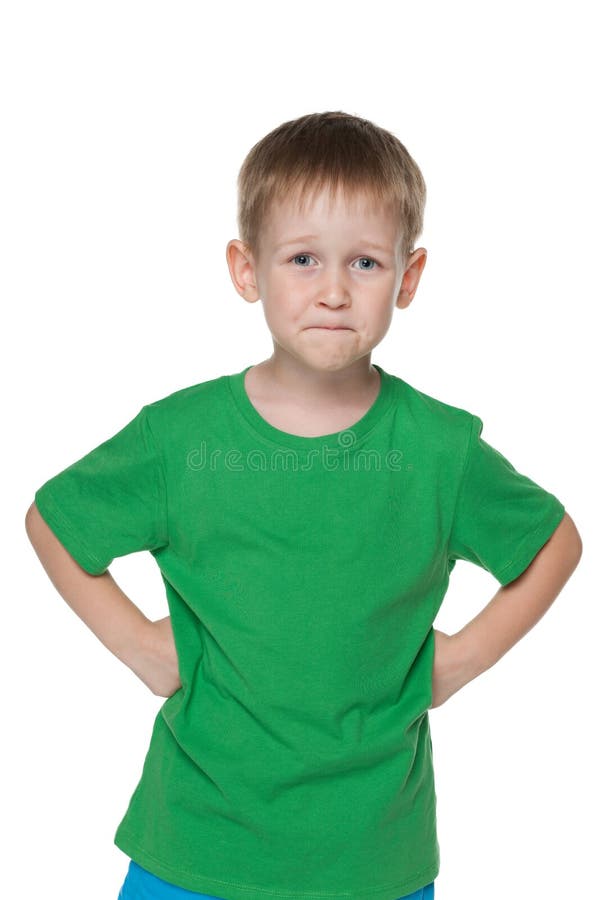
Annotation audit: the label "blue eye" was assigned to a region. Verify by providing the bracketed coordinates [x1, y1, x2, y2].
[290, 254, 379, 270]
[356, 257, 377, 271]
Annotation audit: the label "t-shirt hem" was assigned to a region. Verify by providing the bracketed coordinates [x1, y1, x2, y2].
[494, 499, 566, 586]
[34, 486, 106, 575]
[114, 828, 439, 900]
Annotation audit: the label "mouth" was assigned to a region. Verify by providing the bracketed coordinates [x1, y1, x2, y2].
[307, 326, 353, 331]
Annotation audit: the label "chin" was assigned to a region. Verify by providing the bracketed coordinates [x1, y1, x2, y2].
[310, 358, 355, 372]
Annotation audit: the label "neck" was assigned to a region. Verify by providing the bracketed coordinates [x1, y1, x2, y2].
[255, 352, 380, 410]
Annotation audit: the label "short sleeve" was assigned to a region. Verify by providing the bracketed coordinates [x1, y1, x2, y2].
[34, 405, 169, 575]
[447, 414, 565, 586]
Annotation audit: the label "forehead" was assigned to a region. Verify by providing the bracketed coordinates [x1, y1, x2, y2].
[264, 186, 399, 243]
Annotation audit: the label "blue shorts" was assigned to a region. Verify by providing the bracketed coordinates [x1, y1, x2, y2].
[118, 859, 435, 899]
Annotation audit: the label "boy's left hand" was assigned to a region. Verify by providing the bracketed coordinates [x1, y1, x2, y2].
[429, 629, 475, 709]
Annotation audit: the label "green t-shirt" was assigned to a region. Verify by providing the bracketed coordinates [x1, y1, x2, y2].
[34, 363, 565, 900]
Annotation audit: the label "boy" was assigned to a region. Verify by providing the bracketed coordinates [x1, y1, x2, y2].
[26, 110, 582, 900]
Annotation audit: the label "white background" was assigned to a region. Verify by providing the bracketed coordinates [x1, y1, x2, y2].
[3, 2, 597, 898]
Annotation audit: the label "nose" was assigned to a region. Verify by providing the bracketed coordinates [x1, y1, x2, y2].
[317, 266, 351, 307]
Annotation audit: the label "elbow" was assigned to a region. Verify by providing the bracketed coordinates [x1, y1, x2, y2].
[573, 535, 583, 568]
[25, 500, 43, 543]
[561, 510, 583, 568]
[25, 501, 35, 535]
[573, 530, 583, 563]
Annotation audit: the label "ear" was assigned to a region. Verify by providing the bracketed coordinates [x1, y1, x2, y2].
[225, 240, 261, 303]
[395, 248, 427, 310]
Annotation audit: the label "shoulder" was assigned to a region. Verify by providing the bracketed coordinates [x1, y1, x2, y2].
[387, 370, 480, 462]
[139, 371, 232, 437]
[145, 372, 229, 413]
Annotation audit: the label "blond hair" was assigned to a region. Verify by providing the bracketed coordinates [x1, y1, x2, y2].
[236, 110, 426, 267]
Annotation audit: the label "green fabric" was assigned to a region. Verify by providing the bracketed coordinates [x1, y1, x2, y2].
[34, 363, 565, 900]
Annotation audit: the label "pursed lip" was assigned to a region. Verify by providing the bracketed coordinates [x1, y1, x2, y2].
[306, 325, 353, 330]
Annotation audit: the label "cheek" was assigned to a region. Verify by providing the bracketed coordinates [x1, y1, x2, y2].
[358, 303, 394, 338]
[261, 296, 302, 334]
[263, 281, 306, 325]
[378, 306, 395, 332]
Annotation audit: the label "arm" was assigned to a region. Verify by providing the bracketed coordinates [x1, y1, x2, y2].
[25, 501, 181, 698]
[431, 510, 583, 708]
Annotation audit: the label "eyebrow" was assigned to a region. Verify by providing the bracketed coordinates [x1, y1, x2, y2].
[274, 235, 319, 250]
[275, 236, 393, 253]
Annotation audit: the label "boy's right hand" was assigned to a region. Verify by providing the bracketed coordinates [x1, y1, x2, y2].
[130, 616, 183, 698]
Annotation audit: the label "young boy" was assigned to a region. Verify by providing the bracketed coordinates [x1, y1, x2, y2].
[26, 111, 582, 900]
